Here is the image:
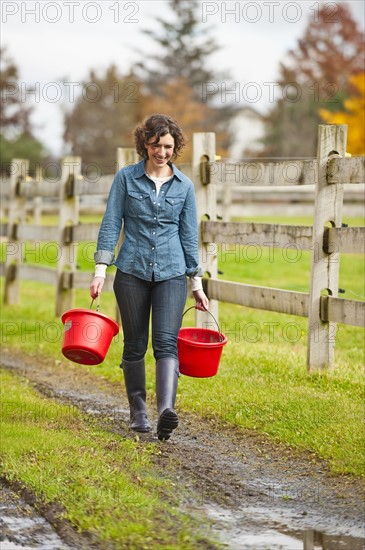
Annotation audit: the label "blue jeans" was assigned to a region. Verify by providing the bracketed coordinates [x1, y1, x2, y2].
[113, 270, 187, 362]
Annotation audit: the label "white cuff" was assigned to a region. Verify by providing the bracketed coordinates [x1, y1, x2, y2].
[94, 264, 107, 278]
[190, 276, 203, 292]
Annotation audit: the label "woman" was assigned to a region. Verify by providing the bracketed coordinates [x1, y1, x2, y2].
[90, 114, 209, 441]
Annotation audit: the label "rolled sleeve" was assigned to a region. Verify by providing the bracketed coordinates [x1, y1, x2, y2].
[94, 250, 115, 265]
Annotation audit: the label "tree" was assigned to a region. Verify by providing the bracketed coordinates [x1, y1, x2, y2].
[133, 0, 233, 159]
[279, 3, 363, 93]
[320, 73, 365, 155]
[63, 65, 145, 174]
[63, 2, 233, 169]
[1, 132, 45, 169]
[259, 3, 364, 157]
[1, 47, 46, 172]
[0, 47, 33, 137]
[135, 0, 222, 100]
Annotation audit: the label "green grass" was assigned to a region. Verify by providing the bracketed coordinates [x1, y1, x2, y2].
[0, 285, 364, 478]
[1, 215, 364, 478]
[0, 369, 217, 549]
[223, 215, 365, 299]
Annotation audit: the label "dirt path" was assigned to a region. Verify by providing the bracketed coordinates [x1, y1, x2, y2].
[1, 351, 364, 549]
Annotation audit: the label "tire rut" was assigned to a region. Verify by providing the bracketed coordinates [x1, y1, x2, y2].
[1, 351, 364, 549]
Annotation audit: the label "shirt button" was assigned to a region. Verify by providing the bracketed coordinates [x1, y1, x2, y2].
[153, 202, 156, 205]
[158, 203, 160, 206]
[152, 231, 155, 235]
[149, 263, 153, 266]
[154, 217, 156, 220]
[152, 247, 155, 250]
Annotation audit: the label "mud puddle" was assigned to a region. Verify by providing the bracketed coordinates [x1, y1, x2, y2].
[0, 485, 72, 550]
[201, 503, 365, 549]
[1, 352, 365, 549]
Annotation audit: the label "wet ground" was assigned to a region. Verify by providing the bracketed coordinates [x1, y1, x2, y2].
[1, 484, 72, 550]
[1, 351, 364, 549]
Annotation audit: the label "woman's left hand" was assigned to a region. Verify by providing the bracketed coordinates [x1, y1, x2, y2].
[193, 289, 209, 311]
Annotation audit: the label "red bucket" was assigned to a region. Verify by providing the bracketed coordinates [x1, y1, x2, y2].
[61, 299, 119, 365]
[178, 307, 227, 378]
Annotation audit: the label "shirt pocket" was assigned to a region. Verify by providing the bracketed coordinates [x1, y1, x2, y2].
[165, 196, 185, 220]
[127, 191, 150, 217]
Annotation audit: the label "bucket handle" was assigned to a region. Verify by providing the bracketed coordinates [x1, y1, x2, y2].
[89, 294, 100, 312]
[182, 306, 224, 342]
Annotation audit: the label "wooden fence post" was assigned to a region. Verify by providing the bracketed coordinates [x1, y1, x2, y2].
[4, 159, 28, 305]
[192, 132, 219, 328]
[307, 124, 347, 371]
[32, 164, 43, 225]
[116, 147, 138, 168]
[56, 156, 81, 316]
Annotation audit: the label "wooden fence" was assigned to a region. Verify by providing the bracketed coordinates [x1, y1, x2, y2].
[1, 124, 364, 370]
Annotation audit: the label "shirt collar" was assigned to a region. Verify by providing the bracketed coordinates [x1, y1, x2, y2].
[134, 159, 183, 181]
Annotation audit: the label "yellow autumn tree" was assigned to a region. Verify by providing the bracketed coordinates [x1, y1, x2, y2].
[320, 73, 365, 155]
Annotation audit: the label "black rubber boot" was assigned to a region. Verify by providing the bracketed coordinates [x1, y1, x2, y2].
[156, 357, 179, 441]
[121, 358, 151, 433]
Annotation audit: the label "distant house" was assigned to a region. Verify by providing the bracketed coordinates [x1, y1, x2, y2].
[228, 106, 265, 160]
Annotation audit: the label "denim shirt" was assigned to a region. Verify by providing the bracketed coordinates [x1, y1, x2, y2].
[94, 160, 203, 281]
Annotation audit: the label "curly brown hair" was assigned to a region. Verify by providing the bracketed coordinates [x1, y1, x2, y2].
[134, 114, 187, 160]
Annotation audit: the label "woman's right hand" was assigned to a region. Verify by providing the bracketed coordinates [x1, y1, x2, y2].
[90, 277, 105, 299]
[193, 289, 209, 311]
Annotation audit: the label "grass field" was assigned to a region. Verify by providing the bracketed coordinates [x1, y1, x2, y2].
[1, 214, 364, 546]
[1, 369, 214, 549]
[1, 215, 364, 474]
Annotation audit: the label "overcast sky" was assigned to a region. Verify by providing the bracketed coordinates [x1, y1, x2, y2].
[2, 0, 364, 155]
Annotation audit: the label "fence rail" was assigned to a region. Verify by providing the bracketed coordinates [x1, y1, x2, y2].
[1, 125, 364, 370]
[201, 221, 314, 249]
